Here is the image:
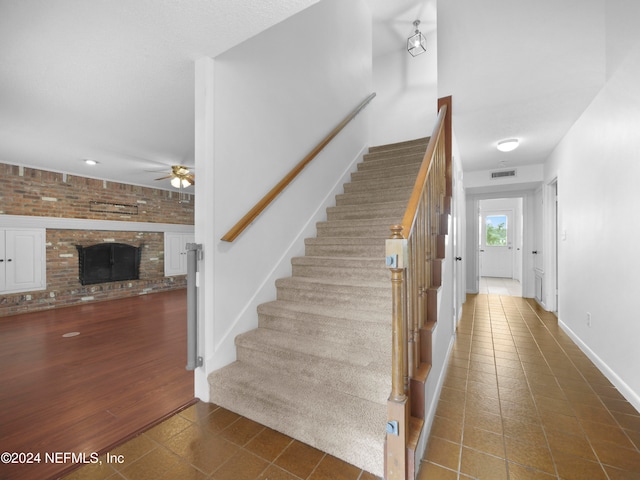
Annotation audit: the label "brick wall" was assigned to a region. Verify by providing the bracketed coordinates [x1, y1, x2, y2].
[0, 164, 193, 223]
[0, 163, 194, 316]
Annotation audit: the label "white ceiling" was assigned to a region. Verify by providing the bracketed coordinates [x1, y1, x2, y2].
[0, 0, 320, 190]
[0, 0, 607, 189]
[438, 0, 606, 172]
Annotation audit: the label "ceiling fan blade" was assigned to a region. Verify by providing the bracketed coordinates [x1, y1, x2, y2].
[154, 175, 173, 181]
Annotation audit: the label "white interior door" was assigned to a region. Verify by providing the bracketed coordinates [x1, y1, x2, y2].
[480, 210, 514, 278]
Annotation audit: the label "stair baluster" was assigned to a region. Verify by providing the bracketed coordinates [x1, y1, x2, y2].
[385, 96, 452, 480]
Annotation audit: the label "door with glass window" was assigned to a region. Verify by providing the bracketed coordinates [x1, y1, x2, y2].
[480, 210, 513, 278]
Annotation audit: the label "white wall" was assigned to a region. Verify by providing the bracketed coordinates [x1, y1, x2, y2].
[199, 0, 373, 389]
[369, 1, 438, 146]
[543, 0, 640, 409]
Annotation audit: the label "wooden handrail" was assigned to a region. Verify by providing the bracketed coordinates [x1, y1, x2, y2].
[385, 96, 452, 480]
[398, 104, 447, 239]
[220, 92, 377, 242]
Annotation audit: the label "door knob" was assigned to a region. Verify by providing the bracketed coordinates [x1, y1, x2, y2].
[532, 251, 538, 254]
[455, 257, 462, 261]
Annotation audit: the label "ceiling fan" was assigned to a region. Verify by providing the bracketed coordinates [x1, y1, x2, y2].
[155, 165, 195, 188]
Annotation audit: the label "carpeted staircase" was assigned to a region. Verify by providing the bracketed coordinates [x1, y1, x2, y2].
[208, 137, 429, 477]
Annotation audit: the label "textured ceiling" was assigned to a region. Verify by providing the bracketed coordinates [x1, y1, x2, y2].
[0, 0, 609, 190]
[438, 0, 606, 172]
[0, 0, 319, 190]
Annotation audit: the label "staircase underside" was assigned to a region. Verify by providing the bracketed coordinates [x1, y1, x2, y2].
[208, 137, 429, 477]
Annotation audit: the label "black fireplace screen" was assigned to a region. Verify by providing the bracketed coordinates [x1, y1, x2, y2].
[76, 243, 142, 285]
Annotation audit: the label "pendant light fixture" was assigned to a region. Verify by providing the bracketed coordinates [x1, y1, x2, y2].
[407, 20, 427, 57]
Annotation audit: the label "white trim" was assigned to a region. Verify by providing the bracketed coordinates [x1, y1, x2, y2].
[544, 178, 558, 312]
[0, 214, 194, 234]
[559, 318, 640, 412]
[193, 55, 216, 402]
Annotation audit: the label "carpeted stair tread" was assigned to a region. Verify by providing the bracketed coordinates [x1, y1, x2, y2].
[258, 299, 389, 325]
[208, 362, 386, 476]
[326, 201, 407, 221]
[235, 340, 389, 404]
[362, 146, 427, 162]
[316, 217, 401, 238]
[236, 328, 391, 376]
[257, 300, 390, 351]
[275, 276, 391, 312]
[236, 328, 388, 368]
[291, 256, 389, 281]
[357, 152, 425, 171]
[367, 136, 429, 153]
[291, 255, 386, 270]
[276, 274, 388, 289]
[344, 173, 420, 193]
[350, 163, 421, 182]
[304, 237, 386, 258]
[335, 186, 412, 206]
[208, 137, 430, 476]
[317, 217, 401, 229]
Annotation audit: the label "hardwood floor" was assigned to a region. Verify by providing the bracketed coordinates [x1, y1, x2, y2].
[0, 290, 194, 480]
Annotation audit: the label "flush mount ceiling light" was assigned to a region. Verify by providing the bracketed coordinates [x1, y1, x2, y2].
[84, 159, 98, 165]
[407, 20, 427, 57]
[497, 138, 520, 152]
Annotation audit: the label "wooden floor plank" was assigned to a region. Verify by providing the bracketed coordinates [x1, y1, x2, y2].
[0, 289, 194, 480]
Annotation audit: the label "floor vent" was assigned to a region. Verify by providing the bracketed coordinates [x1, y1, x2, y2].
[491, 169, 517, 179]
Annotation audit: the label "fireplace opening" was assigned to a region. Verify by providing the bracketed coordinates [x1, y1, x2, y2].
[76, 243, 142, 285]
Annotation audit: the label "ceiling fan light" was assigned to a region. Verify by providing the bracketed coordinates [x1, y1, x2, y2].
[497, 138, 519, 152]
[170, 176, 192, 189]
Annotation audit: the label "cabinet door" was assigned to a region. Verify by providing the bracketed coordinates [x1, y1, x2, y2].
[164, 233, 194, 276]
[165, 233, 184, 276]
[4, 229, 46, 292]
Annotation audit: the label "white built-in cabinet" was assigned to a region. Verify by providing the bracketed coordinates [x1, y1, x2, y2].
[164, 232, 195, 276]
[0, 228, 46, 294]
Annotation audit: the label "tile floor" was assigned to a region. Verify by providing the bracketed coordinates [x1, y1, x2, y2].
[61, 401, 379, 480]
[63, 293, 640, 480]
[479, 277, 522, 297]
[419, 294, 640, 479]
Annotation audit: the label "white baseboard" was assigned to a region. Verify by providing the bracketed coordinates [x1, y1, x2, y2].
[558, 318, 640, 412]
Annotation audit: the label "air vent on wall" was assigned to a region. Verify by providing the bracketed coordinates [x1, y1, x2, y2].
[491, 169, 517, 179]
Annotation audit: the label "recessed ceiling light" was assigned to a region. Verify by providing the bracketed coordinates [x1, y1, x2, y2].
[497, 139, 519, 152]
[84, 159, 98, 165]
